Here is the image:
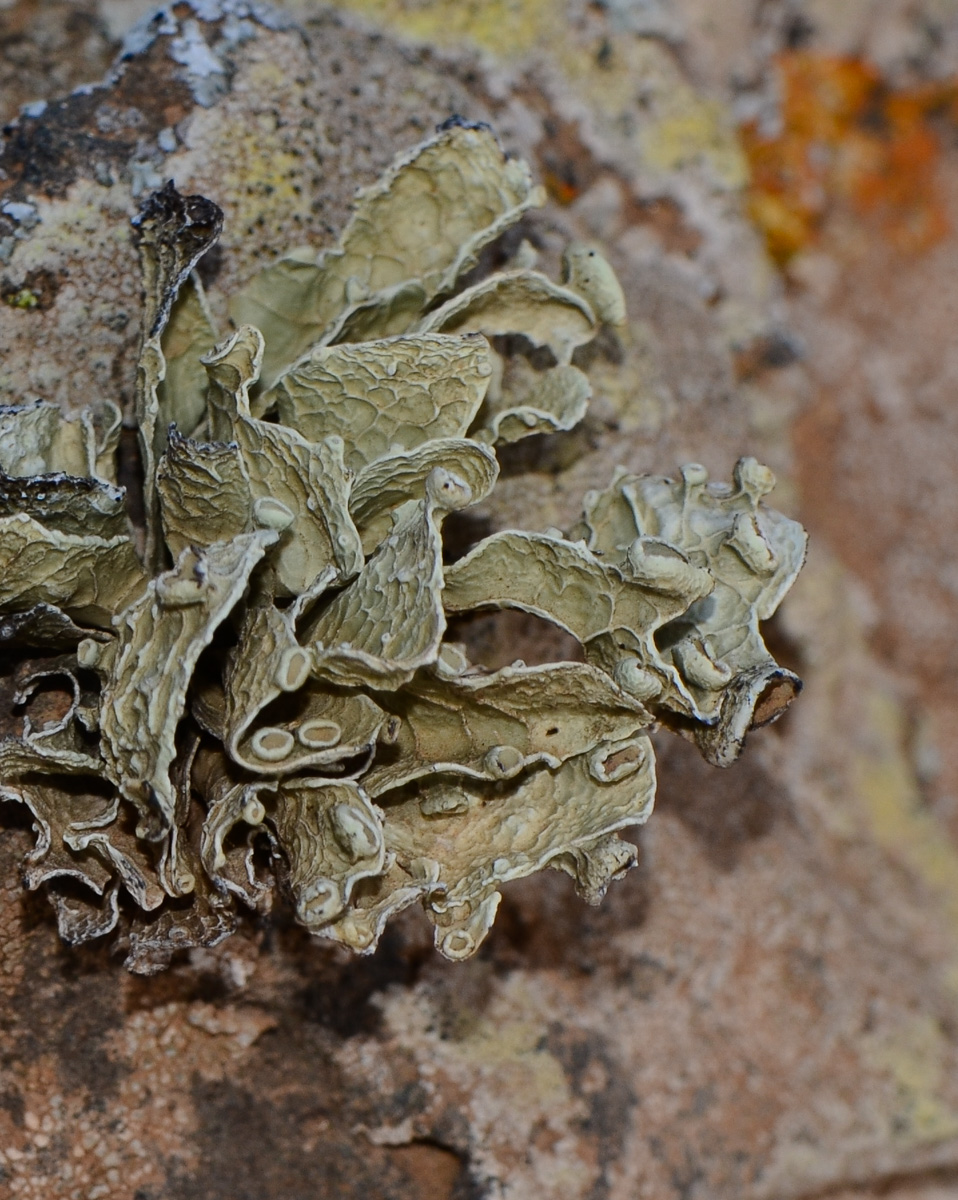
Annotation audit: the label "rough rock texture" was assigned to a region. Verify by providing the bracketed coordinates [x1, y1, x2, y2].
[1, 2, 958, 1198]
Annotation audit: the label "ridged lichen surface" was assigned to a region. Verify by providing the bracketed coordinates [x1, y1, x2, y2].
[0, 118, 805, 972]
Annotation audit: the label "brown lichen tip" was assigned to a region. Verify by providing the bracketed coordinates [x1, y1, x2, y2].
[0, 120, 807, 972]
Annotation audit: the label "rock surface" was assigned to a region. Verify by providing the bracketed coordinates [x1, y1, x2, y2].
[1, 3, 958, 1198]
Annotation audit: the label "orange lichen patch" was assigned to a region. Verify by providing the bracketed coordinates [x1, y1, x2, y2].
[542, 167, 581, 207]
[741, 53, 958, 265]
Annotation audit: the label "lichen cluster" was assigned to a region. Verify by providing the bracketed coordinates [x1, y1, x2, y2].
[0, 120, 806, 971]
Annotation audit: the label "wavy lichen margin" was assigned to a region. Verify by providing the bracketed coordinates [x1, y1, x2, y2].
[0, 119, 806, 971]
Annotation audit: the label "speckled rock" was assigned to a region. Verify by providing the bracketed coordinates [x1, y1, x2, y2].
[2, 4, 958, 1199]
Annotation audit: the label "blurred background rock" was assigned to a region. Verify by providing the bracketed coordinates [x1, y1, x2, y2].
[2, 2, 958, 1198]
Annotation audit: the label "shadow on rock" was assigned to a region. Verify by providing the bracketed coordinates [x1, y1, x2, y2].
[653, 733, 791, 872]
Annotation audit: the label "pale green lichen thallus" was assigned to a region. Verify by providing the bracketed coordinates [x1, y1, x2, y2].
[0, 119, 806, 971]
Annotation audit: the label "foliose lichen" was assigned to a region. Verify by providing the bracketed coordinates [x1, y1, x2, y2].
[0, 118, 806, 971]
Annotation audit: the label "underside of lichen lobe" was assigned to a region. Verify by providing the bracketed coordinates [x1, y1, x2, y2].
[0, 115, 805, 971]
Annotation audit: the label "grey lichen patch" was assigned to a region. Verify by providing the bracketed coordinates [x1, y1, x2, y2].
[0, 120, 805, 970]
[571, 457, 807, 765]
[267, 334, 494, 470]
[230, 116, 545, 389]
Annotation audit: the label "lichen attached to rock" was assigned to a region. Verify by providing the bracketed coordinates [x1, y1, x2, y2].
[0, 118, 806, 972]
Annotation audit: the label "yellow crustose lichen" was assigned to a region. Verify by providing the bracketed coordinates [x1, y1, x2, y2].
[0, 119, 806, 971]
